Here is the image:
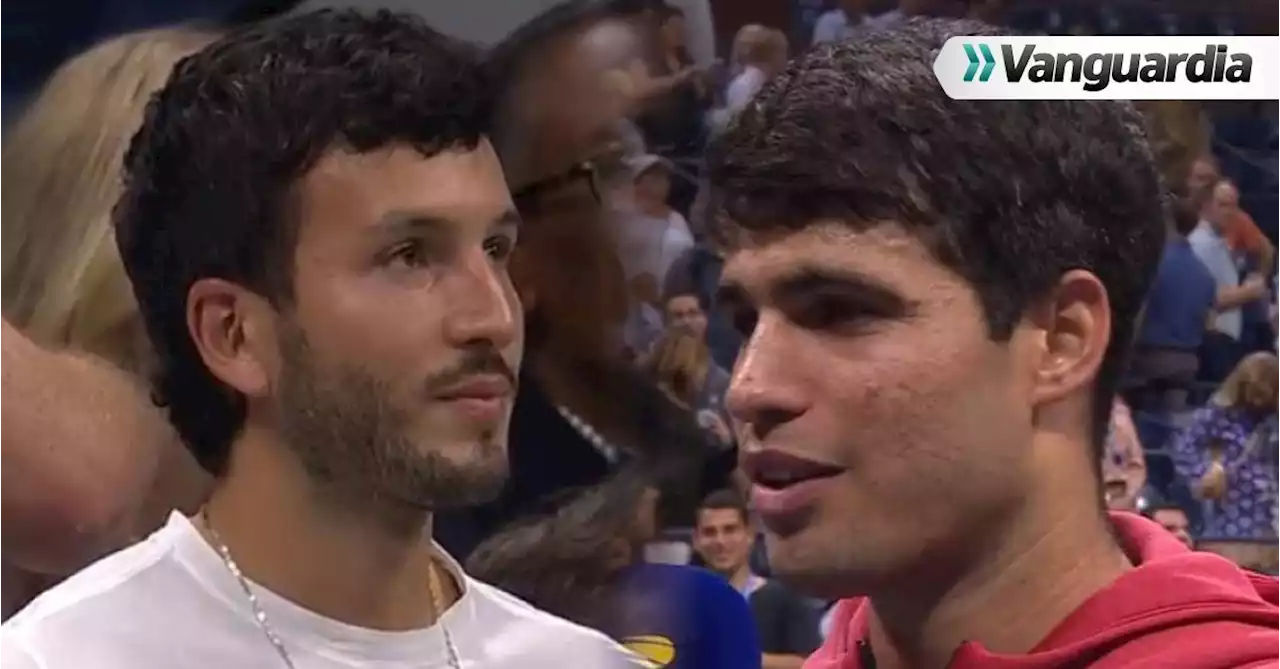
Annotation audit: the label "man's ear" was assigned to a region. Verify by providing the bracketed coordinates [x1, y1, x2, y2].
[185, 278, 277, 399]
[1026, 269, 1111, 408]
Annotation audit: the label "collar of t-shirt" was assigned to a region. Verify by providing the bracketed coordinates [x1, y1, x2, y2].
[170, 512, 480, 666]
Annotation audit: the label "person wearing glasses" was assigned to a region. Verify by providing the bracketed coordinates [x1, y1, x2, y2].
[433, 0, 732, 560]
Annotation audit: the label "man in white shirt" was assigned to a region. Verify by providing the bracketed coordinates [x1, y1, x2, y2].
[1188, 179, 1268, 380]
[1, 9, 642, 669]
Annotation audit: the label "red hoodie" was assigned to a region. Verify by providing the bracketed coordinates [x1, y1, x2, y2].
[807, 512, 1279, 669]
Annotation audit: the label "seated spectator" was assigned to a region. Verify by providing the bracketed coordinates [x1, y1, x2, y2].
[693, 491, 822, 669]
[662, 185, 743, 371]
[1128, 192, 1217, 412]
[664, 291, 709, 340]
[468, 473, 763, 669]
[1171, 352, 1278, 557]
[646, 327, 733, 446]
[1143, 502, 1195, 550]
[1101, 398, 1147, 511]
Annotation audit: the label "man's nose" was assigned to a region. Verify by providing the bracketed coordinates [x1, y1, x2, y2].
[444, 249, 519, 349]
[725, 314, 808, 440]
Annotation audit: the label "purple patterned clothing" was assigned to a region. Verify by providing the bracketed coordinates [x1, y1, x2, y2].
[1171, 405, 1278, 541]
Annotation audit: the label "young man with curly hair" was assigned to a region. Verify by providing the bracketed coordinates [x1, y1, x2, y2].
[710, 18, 1278, 669]
[1, 10, 641, 668]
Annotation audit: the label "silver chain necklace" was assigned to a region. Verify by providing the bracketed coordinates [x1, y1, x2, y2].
[199, 508, 463, 668]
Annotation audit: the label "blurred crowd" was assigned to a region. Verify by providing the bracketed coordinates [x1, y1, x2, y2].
[0, 1, 1277, 668]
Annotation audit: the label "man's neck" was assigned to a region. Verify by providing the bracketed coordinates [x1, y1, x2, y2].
[867, 468, 1131, 668]
[725, 563, 754, 592]
[200, 425, 456, 631]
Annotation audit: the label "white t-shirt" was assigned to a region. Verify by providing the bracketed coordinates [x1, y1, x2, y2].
[618, 210, 694, 287]
[724, 66, 767, 114]
[2, 513, 646, 669]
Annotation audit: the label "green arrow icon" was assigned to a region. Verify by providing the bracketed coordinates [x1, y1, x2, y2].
[962, 43, 997, 82]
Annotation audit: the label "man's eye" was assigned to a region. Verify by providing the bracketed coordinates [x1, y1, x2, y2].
[484, 235, 515, 263]
[793, 297, 865, 331]
[384, 241, 428, 269]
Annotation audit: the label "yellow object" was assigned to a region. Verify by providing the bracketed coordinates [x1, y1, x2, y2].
[623, 634, 677, 667]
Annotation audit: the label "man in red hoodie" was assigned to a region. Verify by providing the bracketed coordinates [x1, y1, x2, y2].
[703, 18, 1279, 669]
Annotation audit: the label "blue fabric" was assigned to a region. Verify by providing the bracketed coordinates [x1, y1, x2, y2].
[1138, 238, 1218, 349]
[1188, 223, 1244, 339]
[617, 563, 763, 669]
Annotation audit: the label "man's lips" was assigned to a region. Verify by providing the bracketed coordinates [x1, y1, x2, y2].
[740, 448, 845, 490]
[434, 375, 514, 401]
[741, 449, 845, 530]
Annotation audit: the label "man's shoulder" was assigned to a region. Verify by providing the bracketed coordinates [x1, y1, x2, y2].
[464, 578, 653, 666]
[2, 529, 193, 667]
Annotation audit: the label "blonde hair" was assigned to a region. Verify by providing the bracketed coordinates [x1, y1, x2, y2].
[1213, 352, 1279, 413]
[646, 327, 711, 409]
[2, 26, 217, 370]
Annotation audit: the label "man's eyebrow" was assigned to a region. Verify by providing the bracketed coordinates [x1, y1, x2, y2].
[372, 208, 523, 237]
[492, 208, 523, 232]
[718, 264, 915, 317]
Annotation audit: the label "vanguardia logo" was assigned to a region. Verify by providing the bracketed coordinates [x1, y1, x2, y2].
[962, 40, 1249, 92]
[963, 43, 997, 82]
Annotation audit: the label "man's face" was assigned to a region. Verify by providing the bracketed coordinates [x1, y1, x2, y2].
[693, 507, 753, 575]
[1205, 181, 1240, 231]
[501, 19, 647, 351]
[1152, 509, 1193, 549]
[275, 142, 523, 510]
[1187, 158, 1220, 200]
[721, 223, 1037, 597]
[665, 294, 708, 339]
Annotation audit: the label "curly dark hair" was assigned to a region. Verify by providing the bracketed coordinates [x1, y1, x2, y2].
[705, 18, 1168, 458]
[114, 9, 492, 476]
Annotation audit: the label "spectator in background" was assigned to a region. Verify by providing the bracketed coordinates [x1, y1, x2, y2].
[645, 326, 733, 446]
[0, 26, 218, 617]
[624, 273, 665, 360]
[1128, 190, 1218, 413]
[1186, 154, 1275, 279]
[632, 4, 711, 214]
[1144, 502, 1195, 550]
[1172, 352, 1278, 554]
[664, 292, 709, 340]
[662, 184, 744, 371]
[812, 0, 871, 44]
[724, 28, 788, 117]
[617, 154, 694, 284]
[468, 473, 763, 669]
[693, 491, 821, 669]
[440, 0, 731, 558]
[1101, 398, 1147, 511]
[1190, 179, 1270, 382]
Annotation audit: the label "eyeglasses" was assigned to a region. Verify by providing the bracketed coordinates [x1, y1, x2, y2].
[511, 151, 631, 217]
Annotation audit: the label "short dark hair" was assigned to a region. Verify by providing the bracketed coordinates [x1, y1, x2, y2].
[487, 0, 644, 117]
[697, 489, 749, 525]
[115, 9, 492, 476]
[1142, 501, 1188, 520]
[705, 18, 1167, 457]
